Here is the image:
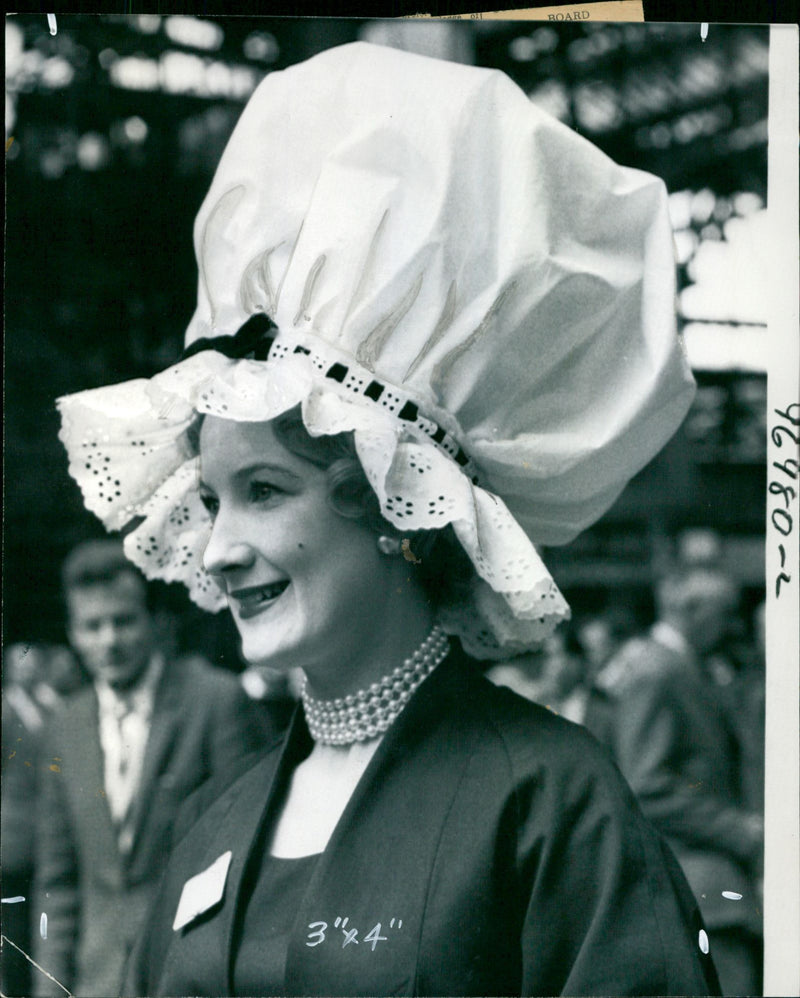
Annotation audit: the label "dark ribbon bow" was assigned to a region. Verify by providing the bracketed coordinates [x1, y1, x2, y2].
[180, 313, 277, 361]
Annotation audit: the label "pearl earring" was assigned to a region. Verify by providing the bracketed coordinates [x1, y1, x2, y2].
[376, 535, 402, 556]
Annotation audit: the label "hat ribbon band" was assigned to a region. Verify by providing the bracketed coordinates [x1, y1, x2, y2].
[181, 313, 278, 361]
[182, 315, 480, 485]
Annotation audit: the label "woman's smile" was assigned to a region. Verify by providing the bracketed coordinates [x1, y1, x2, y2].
[229, 580, 290, 619]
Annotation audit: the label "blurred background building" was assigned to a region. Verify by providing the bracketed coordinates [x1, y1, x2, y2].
[5, 15, 769, 660]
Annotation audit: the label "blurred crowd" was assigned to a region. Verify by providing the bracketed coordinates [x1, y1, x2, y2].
[489, 552, 766, 996]
[2, 535, 766, 997]
[2, 644, 84, 995]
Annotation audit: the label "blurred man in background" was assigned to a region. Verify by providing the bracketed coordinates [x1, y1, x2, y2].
[586, 566, 764, 996]
[32, 540, 268, 998]
[573, 607, 637, 733]
[1, 643, 82, 996]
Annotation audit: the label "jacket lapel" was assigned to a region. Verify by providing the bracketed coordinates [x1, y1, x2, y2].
[70, 689, 126, 884]
[215, 706, 311, 993]
[125, 663, 181, 855]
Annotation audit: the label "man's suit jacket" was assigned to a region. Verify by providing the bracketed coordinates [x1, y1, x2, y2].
[33, 656, 269, 998]
[586, 625, 763, 934]
[125, 650, 719, 998]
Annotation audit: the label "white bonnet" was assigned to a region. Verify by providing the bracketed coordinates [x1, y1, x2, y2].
[58, 41, 694, 658]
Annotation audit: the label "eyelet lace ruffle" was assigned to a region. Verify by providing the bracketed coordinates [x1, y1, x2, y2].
[58, 329, 570, 659]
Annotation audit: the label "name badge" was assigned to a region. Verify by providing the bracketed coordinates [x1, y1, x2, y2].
[172, 851, 232, 931]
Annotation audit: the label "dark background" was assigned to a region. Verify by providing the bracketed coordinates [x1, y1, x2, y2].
[5, 14, 771, 663]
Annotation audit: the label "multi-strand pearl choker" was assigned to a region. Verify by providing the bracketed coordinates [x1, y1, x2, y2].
[301, 625, 450, 746]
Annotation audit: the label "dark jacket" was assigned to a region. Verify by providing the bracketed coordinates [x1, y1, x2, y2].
[125, 650, 719, 997]
[585, 625, 763, 934]
[33, 656, 268, 998]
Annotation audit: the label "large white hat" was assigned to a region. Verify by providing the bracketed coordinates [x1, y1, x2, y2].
[58, 42, 694, 657]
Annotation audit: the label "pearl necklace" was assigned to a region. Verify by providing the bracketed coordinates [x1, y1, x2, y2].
[301, 625, 450, 746]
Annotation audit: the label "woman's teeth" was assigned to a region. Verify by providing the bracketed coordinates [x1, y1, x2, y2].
[231, 580, 290, 617]
[256, 581, 288, 602]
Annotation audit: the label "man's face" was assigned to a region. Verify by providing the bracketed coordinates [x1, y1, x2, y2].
[67, 573, 156, 691]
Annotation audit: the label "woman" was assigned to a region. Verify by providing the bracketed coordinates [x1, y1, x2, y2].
[58, 42, 720, 996]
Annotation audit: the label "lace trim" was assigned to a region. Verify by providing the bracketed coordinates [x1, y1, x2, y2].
[257, 329, 480, 483]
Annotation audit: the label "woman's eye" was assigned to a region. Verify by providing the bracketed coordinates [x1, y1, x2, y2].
[199, 493, 219, 517]
[249, 481, 280, 503]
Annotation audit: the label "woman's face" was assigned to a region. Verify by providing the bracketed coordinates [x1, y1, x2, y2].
[198, 417, 414, 686]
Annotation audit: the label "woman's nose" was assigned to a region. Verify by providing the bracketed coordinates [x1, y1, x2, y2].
[202, 510, 256, 577]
